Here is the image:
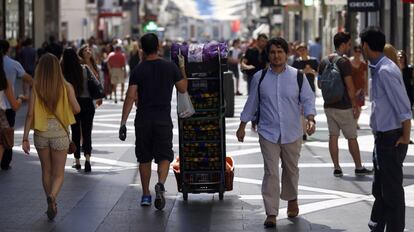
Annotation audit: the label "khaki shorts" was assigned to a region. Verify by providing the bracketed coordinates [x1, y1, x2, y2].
[324, 108, 358, 139]
[110, 68, 125, 84]
[34, 118, 70, 151]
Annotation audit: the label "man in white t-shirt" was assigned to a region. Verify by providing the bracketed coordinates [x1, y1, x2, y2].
[228, 39, 243, 95]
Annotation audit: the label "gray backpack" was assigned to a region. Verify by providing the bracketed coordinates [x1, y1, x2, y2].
[320, 56, 344, 104]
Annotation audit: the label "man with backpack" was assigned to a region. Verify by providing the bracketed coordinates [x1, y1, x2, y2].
[237, 37, 316, 227]
[318, 32, 373, 177]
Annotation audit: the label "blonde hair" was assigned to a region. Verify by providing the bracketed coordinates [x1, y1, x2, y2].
[383, 43, 400, 67]
[34, 53, 65, 112]
[131, 41, 139, 54]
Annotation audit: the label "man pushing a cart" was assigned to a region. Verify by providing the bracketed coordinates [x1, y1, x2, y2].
[119, 33, 188, 210]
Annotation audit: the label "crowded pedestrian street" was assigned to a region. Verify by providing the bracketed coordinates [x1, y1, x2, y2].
[0, 80, 413, 231]
[2, 0, 414, 231]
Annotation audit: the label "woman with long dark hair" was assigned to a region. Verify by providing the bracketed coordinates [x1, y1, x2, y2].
[61, 47, 97, 172]
[22, 53, 80, 220]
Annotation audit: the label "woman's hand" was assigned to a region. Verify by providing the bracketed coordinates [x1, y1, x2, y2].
[22, 140, 30, 155]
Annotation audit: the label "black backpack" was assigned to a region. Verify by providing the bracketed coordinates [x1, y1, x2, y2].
[254, 69, 304, 125]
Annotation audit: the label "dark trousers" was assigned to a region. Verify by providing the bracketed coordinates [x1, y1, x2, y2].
[71, 98, 95, 159]
[1, 109, 16, 169]
[247, 75, 253, 95]
[370, 129, 407, 232]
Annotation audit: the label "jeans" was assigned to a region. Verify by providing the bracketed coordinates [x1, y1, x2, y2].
[71, 98, 95, 159]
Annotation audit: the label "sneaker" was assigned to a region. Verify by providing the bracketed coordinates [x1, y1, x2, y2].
[333, 169, 343, 177]
[140, 195, 152, 206]
[355, 167, 374, 176]
[72, 163, 81, 170]
[154, 183, 166, 210]
[235, 91, 243, 96]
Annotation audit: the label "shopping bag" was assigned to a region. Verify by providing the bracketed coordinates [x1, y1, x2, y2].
[177, 92, 195, 118]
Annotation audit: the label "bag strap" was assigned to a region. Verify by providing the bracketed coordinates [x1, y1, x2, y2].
[51, 110, 70, 138]
[297, 70, 303, 104]
[329, 54, 342, 65]
[255, 68, 268, 125]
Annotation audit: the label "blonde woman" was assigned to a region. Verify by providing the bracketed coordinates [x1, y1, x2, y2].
[383, 43, 400, 67]
[22, 53, 80, 220]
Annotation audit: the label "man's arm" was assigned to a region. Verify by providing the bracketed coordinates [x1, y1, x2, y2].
[344, 75, 359, 118]
[240, 57, 255, 71]
[397, 119, 411, 145]
[175, 56, 188, 93]
[120, 85, 137, 125]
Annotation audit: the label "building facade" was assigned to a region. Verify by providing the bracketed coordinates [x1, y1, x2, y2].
[0, 0, 59, 49]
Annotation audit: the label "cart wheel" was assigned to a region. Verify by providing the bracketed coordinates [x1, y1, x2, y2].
[219, 191, 224, 200]
[183, 192, 188, 201]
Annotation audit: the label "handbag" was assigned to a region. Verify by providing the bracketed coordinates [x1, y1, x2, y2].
[49, 111, 76, 154]
[85, 66, 105, 100]
[0, 109, 14, 149]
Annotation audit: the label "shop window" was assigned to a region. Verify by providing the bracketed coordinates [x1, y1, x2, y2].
[0, 0, 4, 39]
[24, 0, 33, 39]
[5, 0, 18, 39]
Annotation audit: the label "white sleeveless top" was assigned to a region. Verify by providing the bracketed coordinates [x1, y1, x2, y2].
[0, 90, 7, 110]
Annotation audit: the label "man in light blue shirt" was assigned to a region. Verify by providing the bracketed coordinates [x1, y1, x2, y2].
[360, 27, 411, 232]
[0, 40, 32, 170]
[236, 37, 316, 227]
[309, 37, 322, 61]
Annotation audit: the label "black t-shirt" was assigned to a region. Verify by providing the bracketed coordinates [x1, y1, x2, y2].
[243, 47, 267, 77]
[318, 55, 353, 109]
[402, 66, 414, 105]
[129, 59, 183, 122]
[292, 58, 319, 92]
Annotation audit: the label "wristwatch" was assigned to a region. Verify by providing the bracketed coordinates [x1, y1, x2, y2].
[307, 118, 316, 124]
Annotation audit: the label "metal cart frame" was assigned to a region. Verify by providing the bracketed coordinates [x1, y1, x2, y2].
[177, 48, 227, 201]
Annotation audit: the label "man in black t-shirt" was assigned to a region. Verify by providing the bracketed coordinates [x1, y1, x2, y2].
[292, 43, 319, 93]
[119, 33, 188, 210]
[241, 34, 268, 94]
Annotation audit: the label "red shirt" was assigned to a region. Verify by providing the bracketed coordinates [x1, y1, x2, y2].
[107, 51, 126, 68]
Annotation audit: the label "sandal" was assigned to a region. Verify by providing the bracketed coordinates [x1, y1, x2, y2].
[46, 195, 57, 220]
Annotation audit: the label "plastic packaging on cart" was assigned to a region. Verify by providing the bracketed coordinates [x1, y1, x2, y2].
[177, 92, 195, 118]
[171, 42, 228, 64]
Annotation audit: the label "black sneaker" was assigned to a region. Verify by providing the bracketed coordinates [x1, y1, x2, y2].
[333, 169, 343, 177]
[72, 163, 81, 170]
[154, 183, 166, 210]
[355, 167, 373, 176]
